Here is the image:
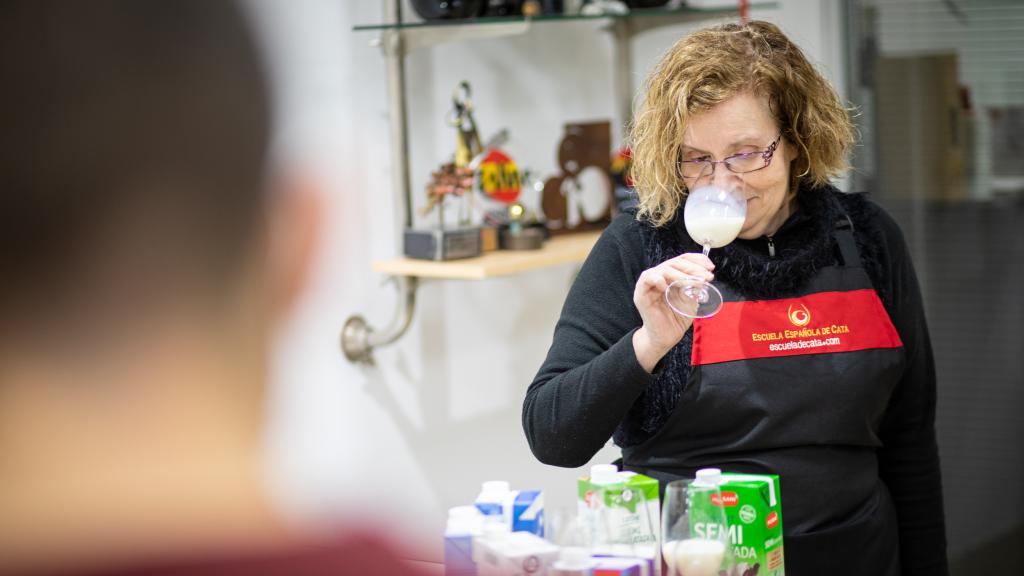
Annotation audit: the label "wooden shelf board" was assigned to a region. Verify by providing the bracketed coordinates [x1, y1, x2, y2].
[372, 230, 602, 280]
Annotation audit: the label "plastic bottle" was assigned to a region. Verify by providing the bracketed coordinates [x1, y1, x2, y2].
[474, 480, 512, 526]
[445, 506, 483, 576]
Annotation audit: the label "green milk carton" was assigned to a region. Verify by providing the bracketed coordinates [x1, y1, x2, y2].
[577, 464, 660, 569]
[717, 472, 785, 576]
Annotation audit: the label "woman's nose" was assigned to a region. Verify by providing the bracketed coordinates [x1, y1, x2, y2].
[711, 163, 740, 189]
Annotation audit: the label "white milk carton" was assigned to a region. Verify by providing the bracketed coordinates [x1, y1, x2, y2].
[577, 465, 660, 572]
[474, 529, 559, 576]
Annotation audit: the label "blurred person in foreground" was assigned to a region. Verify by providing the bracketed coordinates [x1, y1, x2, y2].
[0, 2, 429, 574]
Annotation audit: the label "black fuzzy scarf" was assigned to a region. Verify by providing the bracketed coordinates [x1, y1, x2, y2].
[613, 183, 887, 449]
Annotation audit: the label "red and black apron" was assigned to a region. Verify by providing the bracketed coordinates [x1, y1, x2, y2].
[623, 218, 905, 575]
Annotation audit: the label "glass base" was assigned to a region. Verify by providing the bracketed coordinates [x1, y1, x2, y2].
[665, 277, 723, 318]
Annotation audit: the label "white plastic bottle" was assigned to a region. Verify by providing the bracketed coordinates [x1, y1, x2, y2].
[474, 480, 512, 526]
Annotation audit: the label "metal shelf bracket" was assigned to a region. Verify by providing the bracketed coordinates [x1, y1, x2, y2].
[341, 276, 419, 365]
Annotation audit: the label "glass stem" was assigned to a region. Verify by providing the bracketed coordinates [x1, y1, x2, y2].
[698, 244, 712, 303]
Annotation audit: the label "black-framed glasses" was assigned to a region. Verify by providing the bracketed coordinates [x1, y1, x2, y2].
[678, 134, 782, 180]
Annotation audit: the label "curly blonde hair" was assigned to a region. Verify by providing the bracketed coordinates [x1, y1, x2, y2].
[629, 20, 855, 227]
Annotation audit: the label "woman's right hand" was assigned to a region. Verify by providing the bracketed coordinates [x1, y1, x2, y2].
[632, 253, 715, 373]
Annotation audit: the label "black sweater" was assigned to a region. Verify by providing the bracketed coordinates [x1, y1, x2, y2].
[522, 188, 948, 576]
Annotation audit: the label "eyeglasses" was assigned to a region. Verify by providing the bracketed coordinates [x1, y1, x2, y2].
[678, 134, 782, 180]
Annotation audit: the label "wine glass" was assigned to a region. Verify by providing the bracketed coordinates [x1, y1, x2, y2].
[661, 471, 731, 576]
[664, 180, 747, 318]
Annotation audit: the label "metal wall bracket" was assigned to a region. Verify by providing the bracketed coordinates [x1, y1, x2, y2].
[341, 276, 419, 365]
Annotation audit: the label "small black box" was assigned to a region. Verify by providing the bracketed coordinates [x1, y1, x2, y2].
[403, 228, 482, 261]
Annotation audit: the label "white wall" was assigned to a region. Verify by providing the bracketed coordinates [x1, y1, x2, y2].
[246, 0, 844, 562]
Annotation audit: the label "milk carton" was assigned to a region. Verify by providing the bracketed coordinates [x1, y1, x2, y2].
[577, 465, 660, 570]
[716, 472, 785, 576]
[512, 490, 545, 536]
[445, 506, 484, 576]
[474, 529, 559, 576]
[474, 481, 545, 537]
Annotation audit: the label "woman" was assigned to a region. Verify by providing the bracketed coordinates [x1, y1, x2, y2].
[522, 20, 947, 576]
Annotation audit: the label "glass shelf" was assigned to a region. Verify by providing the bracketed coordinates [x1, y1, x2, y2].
[354, 3, 776, 32]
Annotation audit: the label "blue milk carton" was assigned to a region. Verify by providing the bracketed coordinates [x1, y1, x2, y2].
[512, 490, 544, 537]
[474, 481, 545, 537]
